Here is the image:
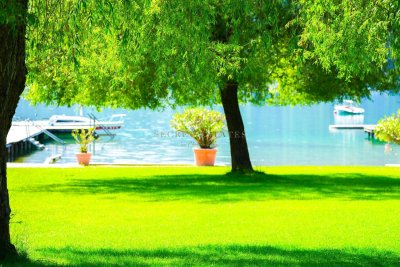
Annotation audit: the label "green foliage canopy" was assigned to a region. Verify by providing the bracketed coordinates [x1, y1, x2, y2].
[290, 0, 400, 101]
[25, 0, 400, 109]
[26, 0, 124, 107]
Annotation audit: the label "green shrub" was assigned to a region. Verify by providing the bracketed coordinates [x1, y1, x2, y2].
[72, 128, 96, 153]
[171, 108, 225, 149]
[375, 110, 400, 145]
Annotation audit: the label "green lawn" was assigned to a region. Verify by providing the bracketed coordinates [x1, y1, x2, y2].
[5, 166, 400, 266]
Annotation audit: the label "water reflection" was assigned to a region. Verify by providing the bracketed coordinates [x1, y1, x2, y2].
[333, 113, 364, 125]
[384, 143, 392, 154]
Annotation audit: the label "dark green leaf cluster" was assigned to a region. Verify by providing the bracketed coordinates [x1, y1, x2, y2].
[0, 0, 26, 28]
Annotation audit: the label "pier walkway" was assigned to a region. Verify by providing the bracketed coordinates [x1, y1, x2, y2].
[7, 125, 44, 145]
[6, 125, 46, 162]
[363, 125, 376, 138]
[7, 123, 67, 162]
[328, 124, 377, 138]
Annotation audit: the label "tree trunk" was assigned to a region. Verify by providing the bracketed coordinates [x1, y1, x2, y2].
[0, 0, 28, 258]
[0, 143, 15, 258]
[220, 80, 254, 172]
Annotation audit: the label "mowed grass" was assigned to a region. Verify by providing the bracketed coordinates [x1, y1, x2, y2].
[4, 166, 400, 266]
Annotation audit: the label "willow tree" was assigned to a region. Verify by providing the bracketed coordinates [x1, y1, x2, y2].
[27, 0, 400, 173]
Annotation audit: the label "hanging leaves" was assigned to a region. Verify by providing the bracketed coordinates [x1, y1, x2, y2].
[24, 0, 400, 109]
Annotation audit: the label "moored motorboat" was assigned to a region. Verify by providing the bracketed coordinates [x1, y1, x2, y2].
[13, 114, 126, 134]
[334, 100, 365, 115]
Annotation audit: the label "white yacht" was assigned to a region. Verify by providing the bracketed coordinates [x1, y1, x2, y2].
[334, 100, 365, 115]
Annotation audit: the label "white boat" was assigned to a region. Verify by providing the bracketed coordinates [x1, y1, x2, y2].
[13, 114, 126, 134]
[334, 100, 365, 115]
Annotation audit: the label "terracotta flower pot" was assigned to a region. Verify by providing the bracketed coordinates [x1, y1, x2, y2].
[193, 148, 217, 166]
[76, 152, 92, 166]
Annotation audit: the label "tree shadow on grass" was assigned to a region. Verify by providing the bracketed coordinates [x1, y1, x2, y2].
[0, 253, 58, 267]
[5, 245, 399, 267]
[27, 171, 400, 202]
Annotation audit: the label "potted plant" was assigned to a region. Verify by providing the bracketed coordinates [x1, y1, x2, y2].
[375, 110, 400, 151]
[171, 108, 225, 166]
[72, 127, 96, 166]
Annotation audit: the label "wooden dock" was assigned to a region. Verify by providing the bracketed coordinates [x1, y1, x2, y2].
[328, 124, 377, 138]
[6, 125, 46, 162]
[7, 125, 44, 145]
[364, 125, 376, 138]
[329, 124, 364, 130]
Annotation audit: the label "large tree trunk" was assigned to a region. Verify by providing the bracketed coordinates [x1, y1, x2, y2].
[220, 80, 253, 172]
[0, 0, 28, 258]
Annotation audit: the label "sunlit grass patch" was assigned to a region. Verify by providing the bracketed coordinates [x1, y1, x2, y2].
[7, 166, 400, 266]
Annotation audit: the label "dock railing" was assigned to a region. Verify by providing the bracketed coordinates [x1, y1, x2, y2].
[36, 126, 66, 146]
[25, 120, 67, 163]
[88, 113, 116, 140]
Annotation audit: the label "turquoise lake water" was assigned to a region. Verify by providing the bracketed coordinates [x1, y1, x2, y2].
[13, 92, 400, 165]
